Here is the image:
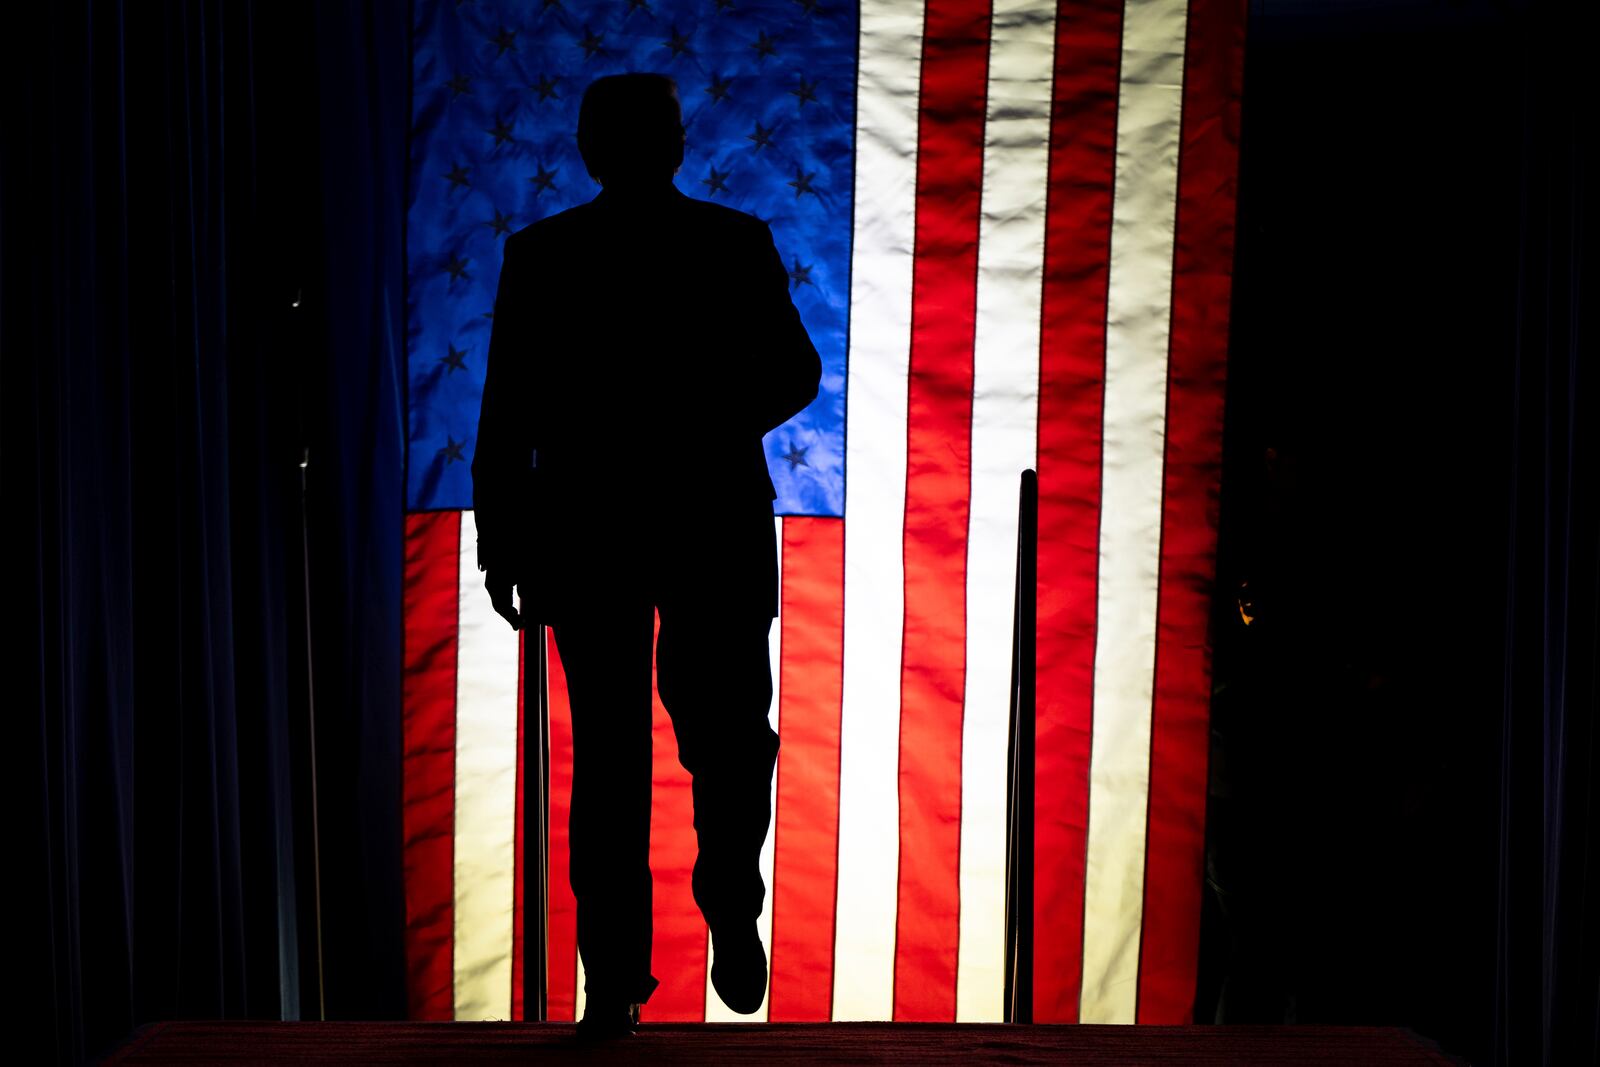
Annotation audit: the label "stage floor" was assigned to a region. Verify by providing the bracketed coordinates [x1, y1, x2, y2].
[103, 1020, 1462, 1065]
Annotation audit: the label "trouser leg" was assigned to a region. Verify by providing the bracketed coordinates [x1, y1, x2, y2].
[552, 604, 661, 1005]
[654, 603, 780, 931]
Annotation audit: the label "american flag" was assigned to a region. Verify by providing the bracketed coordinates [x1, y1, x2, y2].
[401, 0, 1243, 1026]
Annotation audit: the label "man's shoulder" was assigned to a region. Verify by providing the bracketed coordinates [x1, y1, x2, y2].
[675, 193, 770, 237]
[502, 191, 769, 256]
[506, 202, 591, 250]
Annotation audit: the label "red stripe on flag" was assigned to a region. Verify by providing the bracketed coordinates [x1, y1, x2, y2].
[546, 628, 580, 1020]
[648, 608, 708, 1019]
[769, 518, 846, 1021]
[401, 510, 462, 1020]
[1136, 0, 1245, 1023]
[1033, 0, 1125, 1024]
[893, 0, 994, 1022]
[513, 627, 528, 1019]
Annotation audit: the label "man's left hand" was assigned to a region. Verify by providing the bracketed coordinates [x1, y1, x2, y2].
[486, 569, 522, 631]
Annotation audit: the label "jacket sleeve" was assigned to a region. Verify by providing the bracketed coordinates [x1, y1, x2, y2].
[746, 221, 822, 436]
[470, 233, 536, 577]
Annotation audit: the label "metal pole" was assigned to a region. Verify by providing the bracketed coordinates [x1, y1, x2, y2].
[1004, 468, 1038, 1023]
[523, 617, 550, 1021]
[299, 446, 327, 1021]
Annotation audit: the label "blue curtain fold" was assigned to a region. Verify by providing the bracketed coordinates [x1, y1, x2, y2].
[1494, 6, 1596, 1065]
[302, 0, 411, 1024]
[6, 1, 408, 1062]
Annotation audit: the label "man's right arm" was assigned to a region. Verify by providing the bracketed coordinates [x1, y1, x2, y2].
[470, 232, 536, 585]
[744, 220, 822, 435]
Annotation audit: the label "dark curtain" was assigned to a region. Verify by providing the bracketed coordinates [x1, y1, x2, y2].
[1494, 4, 1597, 1066]
[1198, 2, 1594, 1065]
[6, 2, 409, 1063]
[301, 0, 411, 1026]
[1197, 2, 1517, 1058]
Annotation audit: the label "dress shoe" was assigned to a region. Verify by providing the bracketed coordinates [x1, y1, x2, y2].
[576, 997, 642, 1040]
[709, 920, 767, 1015]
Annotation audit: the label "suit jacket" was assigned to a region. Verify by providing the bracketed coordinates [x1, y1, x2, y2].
[470, 184, 822, 624]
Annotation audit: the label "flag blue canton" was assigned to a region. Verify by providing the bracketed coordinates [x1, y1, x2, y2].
[406, 0, 857, 517]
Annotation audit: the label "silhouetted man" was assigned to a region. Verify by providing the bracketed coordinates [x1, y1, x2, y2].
[470, 73, 821, 1039]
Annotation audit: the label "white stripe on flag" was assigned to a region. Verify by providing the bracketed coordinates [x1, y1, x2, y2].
[755, 517, 783, 1017]
[956, 0, 1057, 1024]
[452, 509, 522, 1020]
[574, 944, 586, 1021]
[704, 515, 784, 1022]
[1080, 0, 1190, 1025]
[833, 0, 926, 1022]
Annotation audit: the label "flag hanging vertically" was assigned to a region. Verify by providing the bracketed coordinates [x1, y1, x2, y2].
[401, 0, 1243, 1027]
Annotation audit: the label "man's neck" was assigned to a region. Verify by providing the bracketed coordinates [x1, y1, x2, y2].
[595, 180, 681, 206]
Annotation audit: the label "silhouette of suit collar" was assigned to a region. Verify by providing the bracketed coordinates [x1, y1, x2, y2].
[592, 182, 686, 211]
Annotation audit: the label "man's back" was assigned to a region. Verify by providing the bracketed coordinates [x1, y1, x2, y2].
[472, 184, 820, 617]
[521, 187, 812, 509]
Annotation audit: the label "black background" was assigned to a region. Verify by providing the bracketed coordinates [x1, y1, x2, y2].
[1197, 2, 1527, 1062]
[11, 2, 1588, 1065]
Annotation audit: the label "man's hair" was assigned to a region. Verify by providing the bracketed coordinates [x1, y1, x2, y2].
[577, 73, 685, 185]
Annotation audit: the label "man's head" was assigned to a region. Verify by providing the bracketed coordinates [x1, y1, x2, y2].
[577, 73, 685, 188]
